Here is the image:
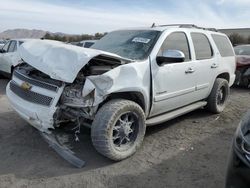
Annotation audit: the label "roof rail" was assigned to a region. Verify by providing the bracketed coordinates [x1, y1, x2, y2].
[154, 24, 218, 32]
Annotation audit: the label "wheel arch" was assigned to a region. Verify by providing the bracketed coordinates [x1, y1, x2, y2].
[99, 91, 147, 113]
[216, 72, 230, 83]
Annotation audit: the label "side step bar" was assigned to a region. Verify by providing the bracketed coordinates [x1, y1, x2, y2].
[146, 101, 207, 126]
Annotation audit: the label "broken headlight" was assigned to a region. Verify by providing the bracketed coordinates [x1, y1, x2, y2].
[61, 84, 94, 108]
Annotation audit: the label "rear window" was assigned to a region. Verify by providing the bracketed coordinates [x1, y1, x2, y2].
[212, 34, 234, 57]
[191, 33, 213, 60]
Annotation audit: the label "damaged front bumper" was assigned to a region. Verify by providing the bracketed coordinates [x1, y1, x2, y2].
[40, 131, 85, 168]
[6, 71, 87, 168]
[6, 71, 65, 133]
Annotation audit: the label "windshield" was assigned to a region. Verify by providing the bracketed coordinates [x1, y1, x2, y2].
[91, 30, 160, 60]
[234, 45, 250, 56]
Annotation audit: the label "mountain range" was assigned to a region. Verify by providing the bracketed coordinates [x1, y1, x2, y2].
[0, 29, 71, 39]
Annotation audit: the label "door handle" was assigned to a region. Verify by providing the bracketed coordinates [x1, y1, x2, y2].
[211, 63, 218, 68]
[185, 67, 195, 74]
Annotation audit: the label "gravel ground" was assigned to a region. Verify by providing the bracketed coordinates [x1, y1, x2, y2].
[0, 78, 249, 188]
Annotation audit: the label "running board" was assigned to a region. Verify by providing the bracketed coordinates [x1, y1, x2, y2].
[146, 101, 207, 126]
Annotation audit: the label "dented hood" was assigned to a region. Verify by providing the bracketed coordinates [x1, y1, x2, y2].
[19, 40, 129, 83]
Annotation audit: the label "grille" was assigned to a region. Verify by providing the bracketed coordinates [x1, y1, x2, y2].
[13, 70, 59, 92]
[10, 81, 53, 106]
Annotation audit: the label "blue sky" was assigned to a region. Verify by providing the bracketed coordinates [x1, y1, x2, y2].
[0, 0, 249, 34]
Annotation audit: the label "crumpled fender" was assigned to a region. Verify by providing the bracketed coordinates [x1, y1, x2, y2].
[82, 60, 151, 115]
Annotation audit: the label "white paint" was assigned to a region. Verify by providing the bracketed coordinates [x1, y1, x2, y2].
[19, 40, 130, 83]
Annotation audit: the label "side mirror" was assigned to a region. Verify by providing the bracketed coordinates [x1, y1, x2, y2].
[156, 50, 185, 66]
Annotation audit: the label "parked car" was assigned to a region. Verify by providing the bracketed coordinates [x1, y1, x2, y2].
[234, 45, 250, 88]
[70, 40, 97, 48]
[0, 40, 6, 49]
[6, 24, 236, 162]
[225, 110, 250, 188]
[0, 39, 32, 77]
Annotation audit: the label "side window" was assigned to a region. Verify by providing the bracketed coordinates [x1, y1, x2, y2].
[8, 41, 17, 52]
[191, 33, 213, 60]
[2, 41, 10, 52]
[159, 32, 191, 61]
[212, 34, 234, 57]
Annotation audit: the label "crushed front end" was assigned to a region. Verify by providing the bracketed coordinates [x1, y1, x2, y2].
[7, 56, 120, 133]
[7, 63, 65, 133]
[6, 63, 106, 167]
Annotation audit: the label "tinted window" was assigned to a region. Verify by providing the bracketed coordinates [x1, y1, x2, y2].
[234, 45, 250, 56]
[8, 41, 17, 52]
[159, 32, 190, 61]
[212, 34, 234, 57]
[2, 41, 10, 52]
[191, 33, 213, 60]
[84, 42, 94, 48]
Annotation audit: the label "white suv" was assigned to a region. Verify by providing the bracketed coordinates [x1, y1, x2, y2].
[7, 25, 236, 161]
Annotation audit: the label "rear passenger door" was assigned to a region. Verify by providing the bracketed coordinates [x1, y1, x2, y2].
[190, 33, 217, 100]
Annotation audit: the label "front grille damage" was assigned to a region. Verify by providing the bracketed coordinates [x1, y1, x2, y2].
[13, 70, 60, 92]
[9, 55, 128, 168]
[9, 81, 53, 106]
[13, 55, 122, 130]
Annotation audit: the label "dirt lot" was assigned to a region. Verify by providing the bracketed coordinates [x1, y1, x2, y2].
[0, 78, 250, 188]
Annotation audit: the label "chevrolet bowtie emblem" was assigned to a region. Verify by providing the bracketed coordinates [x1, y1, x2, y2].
[20, 82, 32, 91]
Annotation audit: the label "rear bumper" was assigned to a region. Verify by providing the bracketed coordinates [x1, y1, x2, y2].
[6, 81, 63, 132]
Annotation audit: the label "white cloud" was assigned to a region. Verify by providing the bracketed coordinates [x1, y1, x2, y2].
[0, 0, 249, 34]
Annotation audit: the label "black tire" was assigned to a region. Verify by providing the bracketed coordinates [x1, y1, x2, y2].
[91, 99, 146, 161]
[206, 78, 229, 113]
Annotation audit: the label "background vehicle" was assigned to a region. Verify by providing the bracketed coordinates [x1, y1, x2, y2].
[7, 25, 236, 162]
[225, 110, 250, 188]
[70, 40, 97, 48]
[0, 40, 6, 49]
[234, 45, 250, 88]
[0, 39, 32, 77]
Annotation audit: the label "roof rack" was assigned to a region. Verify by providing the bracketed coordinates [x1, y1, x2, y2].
[153, 24, 218, 32]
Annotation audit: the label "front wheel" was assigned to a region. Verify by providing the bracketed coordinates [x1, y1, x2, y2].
[206, 78, 229, 113]
[91, 99, 146, 161]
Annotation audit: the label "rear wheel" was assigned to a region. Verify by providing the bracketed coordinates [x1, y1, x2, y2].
[91, 99, 146, 161]
[206, 78, 229, 113]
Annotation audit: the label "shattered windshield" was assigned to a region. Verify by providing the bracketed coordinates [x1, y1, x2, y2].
[91, 30, 160, 60]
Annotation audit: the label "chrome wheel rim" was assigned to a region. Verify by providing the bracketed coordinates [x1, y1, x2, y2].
[112, 112, 139, 150]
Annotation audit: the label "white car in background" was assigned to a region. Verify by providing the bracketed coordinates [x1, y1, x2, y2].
[0, 39, 32, 77]
[70, 40, 97, 48]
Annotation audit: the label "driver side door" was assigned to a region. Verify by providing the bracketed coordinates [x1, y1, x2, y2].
[150, 32, 197, 117]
